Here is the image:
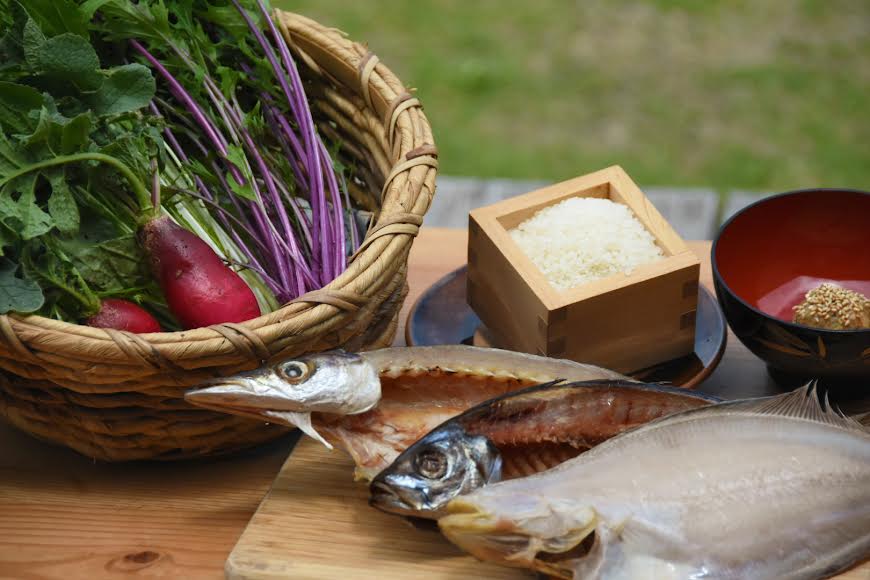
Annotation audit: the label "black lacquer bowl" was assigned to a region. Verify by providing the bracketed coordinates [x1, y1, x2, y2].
[712, 189, 870, 388]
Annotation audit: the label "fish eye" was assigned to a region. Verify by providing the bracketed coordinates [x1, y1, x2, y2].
[415, 448, 448, 479]
[278, 361, 311, 383]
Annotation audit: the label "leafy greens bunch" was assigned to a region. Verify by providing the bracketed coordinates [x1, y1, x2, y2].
[0, 0, 167, 323]
[0, 0, 359, 330]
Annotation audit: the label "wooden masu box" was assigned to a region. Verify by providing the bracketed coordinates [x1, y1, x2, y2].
[468, 166, 701, 374]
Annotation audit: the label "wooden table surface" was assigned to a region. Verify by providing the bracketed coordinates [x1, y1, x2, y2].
[0, 228, 836, 579]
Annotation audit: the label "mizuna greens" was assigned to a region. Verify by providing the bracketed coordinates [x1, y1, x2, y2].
[0, 0, 358, 329]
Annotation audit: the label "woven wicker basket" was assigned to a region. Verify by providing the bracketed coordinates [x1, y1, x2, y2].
[0, 11, 437, 461]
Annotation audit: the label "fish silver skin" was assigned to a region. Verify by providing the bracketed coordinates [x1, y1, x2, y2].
[439, 383, 870, 580]
[370, 380, 718, 519]
[184, 351, 380, 447]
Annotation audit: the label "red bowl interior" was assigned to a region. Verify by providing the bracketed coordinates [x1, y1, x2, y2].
[715, 190, 870, 322]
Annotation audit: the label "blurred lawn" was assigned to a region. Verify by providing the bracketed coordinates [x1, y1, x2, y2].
[277, 0, 869, 192]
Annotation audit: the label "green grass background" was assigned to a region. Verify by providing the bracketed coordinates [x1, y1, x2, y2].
[276, 0, 869, 192]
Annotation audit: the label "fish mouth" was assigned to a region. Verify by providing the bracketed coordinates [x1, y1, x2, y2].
[184, 395, 283, 424]
[369, 482, 418, 516]
[369, 480, 444, 520]
[186, 382, 271, 414]
[184, 382, 305, 427]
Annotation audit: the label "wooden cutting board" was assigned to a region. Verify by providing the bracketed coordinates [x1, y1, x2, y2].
[225, 437, 526, 579]
[227, 438, 869, 580]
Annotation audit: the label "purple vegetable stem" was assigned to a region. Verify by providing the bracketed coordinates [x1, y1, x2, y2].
[139, 2, 356, 304]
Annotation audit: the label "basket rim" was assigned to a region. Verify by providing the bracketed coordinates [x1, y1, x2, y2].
[1, 10, 436, 360]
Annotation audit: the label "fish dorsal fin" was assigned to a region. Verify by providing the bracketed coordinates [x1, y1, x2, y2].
[855, 412, 870, 428]
[722, 381, 867, 433]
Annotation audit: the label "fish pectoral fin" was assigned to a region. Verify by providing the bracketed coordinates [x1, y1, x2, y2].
[565, 521, 615, 579]
[527, 508, 599, 577]
[541, 514, 598, 556]
[263, 410, 334, 449]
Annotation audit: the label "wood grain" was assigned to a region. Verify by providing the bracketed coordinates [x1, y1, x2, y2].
[0, 228, 865, 580]
[0, 427, 298, 579]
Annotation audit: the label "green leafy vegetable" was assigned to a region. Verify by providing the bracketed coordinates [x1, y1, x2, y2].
[0, 257, 44, 313]
[89, 63, 156, 116]
[0, 0, 356, 324]
[0, 81, 43, 133]
[0, 0, 164, 319]
[47, 172, 80, 234]
[14, 0, 90, 39]
[0, 175, 54, 240]
[32, 32, 102, 90]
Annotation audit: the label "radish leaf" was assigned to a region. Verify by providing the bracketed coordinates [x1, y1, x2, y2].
[0, 257, 44, 314]
[22, 18, 46, 66]
[47, 172, 79, 234]
[60, 112, 92, 154]
[16, 0, 89, 39]
[0, 175, 54, 240]
[0, 82, 43, 134]
[89, 63, 156, 116]
[56, 232, 146, 293]
[34, 33, 102, 91]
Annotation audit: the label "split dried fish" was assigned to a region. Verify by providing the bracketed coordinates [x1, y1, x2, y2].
[439, 383, 870, 579]
[369, 380, 717, 519]
[314, 345, 631, 480]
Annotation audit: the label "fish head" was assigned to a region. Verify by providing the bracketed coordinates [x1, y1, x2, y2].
[184, 350, 380, 447]
[369, 423, 502, 519]
[439, 490, 597, 578]
[185, 350, 380, 416]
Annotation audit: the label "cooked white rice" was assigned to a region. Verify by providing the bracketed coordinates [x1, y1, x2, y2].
[509, 197, 664, 291]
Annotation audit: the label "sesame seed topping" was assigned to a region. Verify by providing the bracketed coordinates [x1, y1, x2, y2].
[792, 283, 870, 330]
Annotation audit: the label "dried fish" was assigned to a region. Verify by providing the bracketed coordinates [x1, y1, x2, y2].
[439, 384, 870, 579]
[370, 380, 717, 518]
[315, 345, 631, 480]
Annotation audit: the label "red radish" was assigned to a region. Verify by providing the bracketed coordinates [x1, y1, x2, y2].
[141, 216, 261, 328]
[86, 298, 162, 333]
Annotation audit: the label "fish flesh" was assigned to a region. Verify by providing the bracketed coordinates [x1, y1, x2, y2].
[185, 345, 629, 474]
[439, 383, 870, 579]
[184, 350, 380, 447]
[313, 345, 631, 480]
[370, 379, 718, 519]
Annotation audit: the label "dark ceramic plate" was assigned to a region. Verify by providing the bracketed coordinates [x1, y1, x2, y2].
[406, 266, 727, 388]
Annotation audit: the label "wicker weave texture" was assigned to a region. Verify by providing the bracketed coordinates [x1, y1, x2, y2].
[0, 11, 437, 461]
